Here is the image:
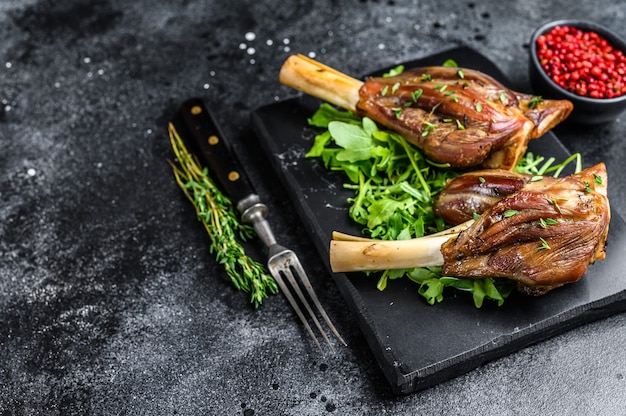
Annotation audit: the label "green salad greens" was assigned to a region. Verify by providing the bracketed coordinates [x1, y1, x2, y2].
[305, 103, 581, 308]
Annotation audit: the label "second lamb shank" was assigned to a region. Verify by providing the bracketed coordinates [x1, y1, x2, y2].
[280, 54, 573, 169]
[329, 164, 610, 296]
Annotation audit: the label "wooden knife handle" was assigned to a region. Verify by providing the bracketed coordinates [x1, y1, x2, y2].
[173, 97, 256, 205]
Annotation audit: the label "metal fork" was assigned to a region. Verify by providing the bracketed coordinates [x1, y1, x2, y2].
[174, 97, 346, 350]
[239, 194, 346, 350]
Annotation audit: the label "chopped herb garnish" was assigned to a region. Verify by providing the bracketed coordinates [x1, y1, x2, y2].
[421, 73, 432, 81]
[411, 89, 423, 102]
[594, 174, 603, 185]
[442, 59, 458, 67]
[548, 197, 563, 214]
[381, 85, 389, 96]
[478, 176, 486, 183]
[391, 82, 400, 94]
[529, 95, 544, 108]
[499, 92, 508, 104]
[537, 237, 551, 250]
[422, 121, 436, 136]
[539, 218, 558, 228]
[475, 102, 483, 112]
[457, 69, 465, 79]
[503, 209, 519, 218]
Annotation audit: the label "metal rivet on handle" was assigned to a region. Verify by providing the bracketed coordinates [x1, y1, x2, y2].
[208, 135, 219, 145]
[191, 105, 202, 115]
[228, 171, 240, 181]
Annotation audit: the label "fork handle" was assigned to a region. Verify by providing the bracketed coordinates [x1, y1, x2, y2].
[173, 97, 278, 247]
[174, 97, 256, 204]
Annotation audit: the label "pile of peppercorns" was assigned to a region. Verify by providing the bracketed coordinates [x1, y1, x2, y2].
[536, 25, 626, 99]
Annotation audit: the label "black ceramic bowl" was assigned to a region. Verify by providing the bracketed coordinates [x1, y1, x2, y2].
[529, 19, 626, 124]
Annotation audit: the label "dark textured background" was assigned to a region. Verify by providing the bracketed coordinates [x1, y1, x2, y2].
[1, 0, 625, 414]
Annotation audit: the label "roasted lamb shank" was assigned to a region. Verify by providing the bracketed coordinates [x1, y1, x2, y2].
[330, 163, 610, 296]
[280, 54, 573, 169]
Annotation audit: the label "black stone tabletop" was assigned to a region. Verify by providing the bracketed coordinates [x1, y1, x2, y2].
[1, 0, 625, 414]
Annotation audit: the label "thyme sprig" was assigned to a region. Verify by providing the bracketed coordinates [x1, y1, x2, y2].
[167, 123, 278, 307]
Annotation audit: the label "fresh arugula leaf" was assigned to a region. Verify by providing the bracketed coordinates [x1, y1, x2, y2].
[307, 103, 360, 128]
[305, 131, 332, 158]
[329, 121, 377, 162]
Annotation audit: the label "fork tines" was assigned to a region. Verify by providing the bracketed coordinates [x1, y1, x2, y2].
[268, 248, 346, 351]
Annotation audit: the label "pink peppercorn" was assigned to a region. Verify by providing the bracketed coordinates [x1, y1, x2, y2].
[536, 25, 626, 99]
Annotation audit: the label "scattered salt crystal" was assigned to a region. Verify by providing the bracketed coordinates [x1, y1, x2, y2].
[97, 69, 104, 75]
[203, 83, 210, 89]
[209, 70, 216, 76]
[282, 38, 290, 45]
[246, 47, 255, 55]
[239, 43, 247, 50]
[27, 168, 36, 177]
[266, 39, 273, 46]
[83, 57, 91, 64]
[284, 46, 291, 53]
[244, 32, 256, 41]
[308, 51, 316, 58]
[5, 62, 12, 68]
[378, 43, 386, 49]
[146, 128, 152, 135]
[385, 16, 392, 23]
